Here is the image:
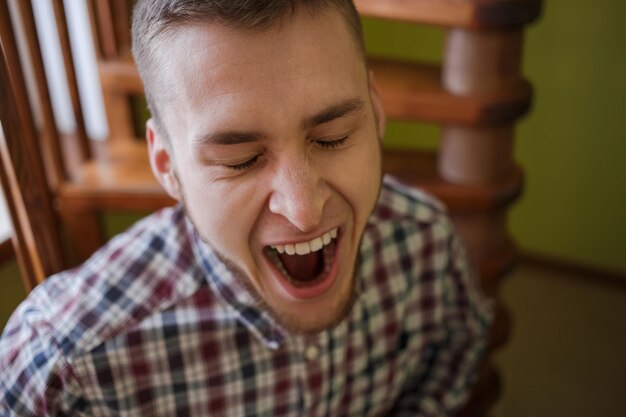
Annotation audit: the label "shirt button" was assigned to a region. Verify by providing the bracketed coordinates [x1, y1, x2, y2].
[304, 344, 321, 361]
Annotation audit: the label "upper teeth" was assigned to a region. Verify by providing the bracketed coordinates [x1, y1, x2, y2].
[272, 228, 338, 256]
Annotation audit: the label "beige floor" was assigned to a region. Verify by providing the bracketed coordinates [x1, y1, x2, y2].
[2, 261, 625, 416]
[492, 263, 626, 417]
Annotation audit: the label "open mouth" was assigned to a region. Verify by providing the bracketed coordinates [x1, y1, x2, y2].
[264, 228, 339, 289]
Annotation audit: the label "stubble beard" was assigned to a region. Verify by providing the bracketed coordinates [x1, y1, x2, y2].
[214, 250, 360, 335]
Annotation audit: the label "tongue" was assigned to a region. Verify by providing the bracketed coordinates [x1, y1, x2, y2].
[278, 250, 323, 282]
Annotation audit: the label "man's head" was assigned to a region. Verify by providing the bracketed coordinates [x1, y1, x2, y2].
[132, 0, 386, 333]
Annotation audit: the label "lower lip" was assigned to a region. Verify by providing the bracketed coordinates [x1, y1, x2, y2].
[268, 234, 342, 301]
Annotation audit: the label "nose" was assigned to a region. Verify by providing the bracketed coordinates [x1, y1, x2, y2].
[268, 161, 330, 232]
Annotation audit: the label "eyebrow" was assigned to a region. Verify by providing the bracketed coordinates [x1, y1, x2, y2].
[302, 98, 366, 131]
[192, 130, 265, 146]
[193, 97, 366, 146]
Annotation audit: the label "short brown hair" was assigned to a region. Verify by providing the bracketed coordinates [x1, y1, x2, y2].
[131, 0, 366, 137]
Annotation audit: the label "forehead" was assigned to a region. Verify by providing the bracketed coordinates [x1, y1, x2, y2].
[155, 8, 368, 137]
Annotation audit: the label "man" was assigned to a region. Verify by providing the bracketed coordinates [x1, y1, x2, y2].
[0, 1, 492, 416]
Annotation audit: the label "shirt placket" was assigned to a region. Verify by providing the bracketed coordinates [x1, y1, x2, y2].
[294, 332, 329, 417]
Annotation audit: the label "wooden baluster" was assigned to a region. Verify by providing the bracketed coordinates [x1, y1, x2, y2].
[94, 0, 118, 59]
[15, 0, 68, 188]
[90, 0, 135, 140]
[51, 0, 92, 161]
[0, 1, 67, 289]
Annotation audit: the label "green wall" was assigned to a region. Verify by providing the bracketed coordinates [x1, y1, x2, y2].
[364, 0, 626, 275]
[0, 261, 25, 330]
[511, 0, 626, 274]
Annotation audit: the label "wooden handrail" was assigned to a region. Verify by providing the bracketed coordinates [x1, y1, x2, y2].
[355, 0, 542, 29]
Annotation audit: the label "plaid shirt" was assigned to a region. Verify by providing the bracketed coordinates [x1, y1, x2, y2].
[1, 176, 492, 417]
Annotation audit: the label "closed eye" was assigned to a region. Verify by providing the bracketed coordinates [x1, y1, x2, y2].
[314, 135, 349, 149]
[225, 154, 261, 171]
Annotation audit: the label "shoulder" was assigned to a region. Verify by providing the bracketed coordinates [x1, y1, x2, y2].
[373, 175, 448, 225]
[4, 205, 203, 359]
[360, 175, 462, 294]
[367, 175, 455, 250]
[359, 176, 491, 334]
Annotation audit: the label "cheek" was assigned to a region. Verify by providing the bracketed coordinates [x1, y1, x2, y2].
[330, 140, 382, 215]
[180, 169, 267, 255]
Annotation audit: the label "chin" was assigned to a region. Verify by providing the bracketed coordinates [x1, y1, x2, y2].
[269, 277, 359, 335]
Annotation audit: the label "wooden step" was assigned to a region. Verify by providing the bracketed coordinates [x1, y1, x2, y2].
[383, 149, 524, 212]
[59, 139, 174, 212]
[99, 57, 532, 126]
[489, 301, 513, 351]
[99, 56, 143, 94]
[478, 239, 517, 295]
[355, 0, 542, 29]
[370, 58, 532, 125]
[457, 364, 502, 417]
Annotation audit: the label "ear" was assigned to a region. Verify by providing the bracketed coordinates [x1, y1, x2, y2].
[146, 119, 182, 201]
[368, 69, 387, 142]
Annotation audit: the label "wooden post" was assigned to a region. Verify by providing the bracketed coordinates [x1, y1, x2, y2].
[440, 29, 523, 184]
[439, 28, 526, 417]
